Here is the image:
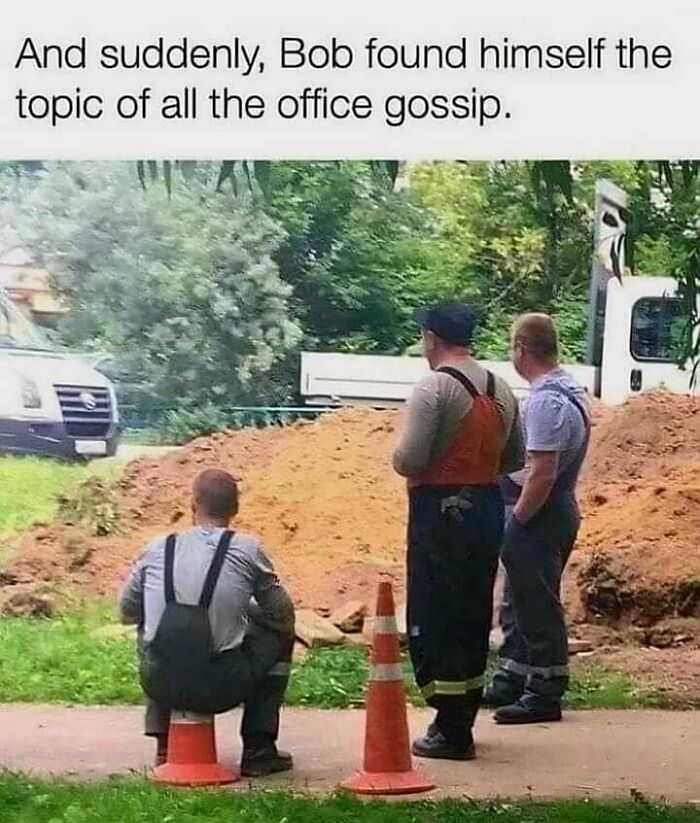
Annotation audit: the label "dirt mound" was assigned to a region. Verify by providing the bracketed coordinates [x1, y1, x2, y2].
[576, 392, 700, 626]
[4, 410, 405, 609]
[3, 391, 700, 628]
[583, 392, 700, 483]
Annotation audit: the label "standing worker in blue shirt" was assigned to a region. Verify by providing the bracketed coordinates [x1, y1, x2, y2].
[483, 313, 591, 724]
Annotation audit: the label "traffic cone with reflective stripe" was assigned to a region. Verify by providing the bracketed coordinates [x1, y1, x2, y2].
[342, 581, 434, 795]
[150, 711, 239, 787]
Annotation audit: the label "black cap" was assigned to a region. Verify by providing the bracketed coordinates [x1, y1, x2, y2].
[414, 301, 477, 346]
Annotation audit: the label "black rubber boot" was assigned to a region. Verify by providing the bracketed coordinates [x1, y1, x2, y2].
[240, 746, 294, 777]
[412, 730, 476, 761]
[494, 700, 562, 725]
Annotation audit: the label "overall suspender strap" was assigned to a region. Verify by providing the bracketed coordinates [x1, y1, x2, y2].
[164, 534, 177, 605]
[438, 366, 479, 398]
[198, 530, 235, 609]
[437, 366, 496, 400]
[486, 370, 495, 399]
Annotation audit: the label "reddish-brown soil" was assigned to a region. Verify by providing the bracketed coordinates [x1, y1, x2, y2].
[575, 393, 700, 626]
[3, 393, 700, 633]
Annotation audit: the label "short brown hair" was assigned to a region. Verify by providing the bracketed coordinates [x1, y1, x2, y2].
[512, 313, 560, 362]
[192, 469, 239, 519]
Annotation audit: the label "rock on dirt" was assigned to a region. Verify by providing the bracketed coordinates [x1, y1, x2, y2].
[331, 601, 367, 633]
[0, 584, 59, 617]
[295, 609, 346, 648]
[568, 638, 595, 655]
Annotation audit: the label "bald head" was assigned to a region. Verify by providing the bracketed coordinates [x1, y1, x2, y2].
[192, 469, 239, 525]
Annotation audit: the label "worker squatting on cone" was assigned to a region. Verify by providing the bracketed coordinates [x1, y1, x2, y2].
[343, 580, 433, 795]
[119, 469, 296, 777]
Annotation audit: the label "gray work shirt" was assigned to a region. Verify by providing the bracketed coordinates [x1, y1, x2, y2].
[118, 526, 294, 653]
[509, 368, 590, 492]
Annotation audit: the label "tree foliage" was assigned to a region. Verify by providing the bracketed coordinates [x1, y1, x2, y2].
[2, 158, 700, 421]
[2, 163, 301, 409]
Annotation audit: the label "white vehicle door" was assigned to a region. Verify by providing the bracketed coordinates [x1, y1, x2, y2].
[600, 276, 696, 405]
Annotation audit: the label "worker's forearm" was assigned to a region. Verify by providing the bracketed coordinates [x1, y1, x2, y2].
[254, 586, 295, 635]
[513, 471, 555, 524]
[117, 581, 143, 625]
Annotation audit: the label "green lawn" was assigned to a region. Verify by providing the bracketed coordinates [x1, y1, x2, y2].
[0, 605, 672, 709]
[0, 456, 123, 540]
[1, 776, 699, 823]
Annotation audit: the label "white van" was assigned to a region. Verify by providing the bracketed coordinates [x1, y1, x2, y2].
[0, 289, 120, 459]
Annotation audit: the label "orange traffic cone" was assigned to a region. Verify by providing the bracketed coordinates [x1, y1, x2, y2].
[342, 581, 434, 796]
[150, 711, 239, 787]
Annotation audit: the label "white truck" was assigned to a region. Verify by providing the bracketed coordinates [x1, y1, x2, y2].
[299, 180, 694, 408]
[0, 288, 121, 459]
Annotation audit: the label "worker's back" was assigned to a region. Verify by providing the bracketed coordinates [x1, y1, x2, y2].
[393, 357, 524, 481]
[128, 525, 282, 653]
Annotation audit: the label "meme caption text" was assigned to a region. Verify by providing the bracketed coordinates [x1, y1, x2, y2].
[11, 34, 674, 130]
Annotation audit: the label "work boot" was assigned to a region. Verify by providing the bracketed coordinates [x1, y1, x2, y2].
[412, 730, 476, 761]
[240, 745, 294, 777]
[494, 699, 562, 725]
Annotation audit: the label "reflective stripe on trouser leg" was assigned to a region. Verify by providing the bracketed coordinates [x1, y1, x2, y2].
[498, 658, 569, 679]
[420, 674, 486, 700]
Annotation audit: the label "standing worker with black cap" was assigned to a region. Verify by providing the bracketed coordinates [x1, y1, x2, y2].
[393, 302, 524, 761]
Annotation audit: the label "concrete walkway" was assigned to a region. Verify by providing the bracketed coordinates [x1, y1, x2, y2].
[1, 706, 699, 802]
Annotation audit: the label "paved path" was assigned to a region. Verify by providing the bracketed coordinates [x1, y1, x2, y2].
[1, 707, 699, 802]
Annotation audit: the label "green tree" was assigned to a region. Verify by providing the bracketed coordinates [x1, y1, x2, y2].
[263, 161, 454, 352]
[4, 162, 302, 409]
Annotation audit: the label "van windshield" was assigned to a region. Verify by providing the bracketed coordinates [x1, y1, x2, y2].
[0, 290, 55, 352]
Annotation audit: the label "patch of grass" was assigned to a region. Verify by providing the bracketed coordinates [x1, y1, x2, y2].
[0, 604, 140, 705]
[286, 645, 369, 707]
[0, 457, 87, 539]
[1, 776, 699, 823]
[0, 606, 676, 710]
[0, 456, 124, 541]
[567, 663, 673, 710]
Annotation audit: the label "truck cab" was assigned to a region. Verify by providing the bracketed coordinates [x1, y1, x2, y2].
[0, 289, 120, 459]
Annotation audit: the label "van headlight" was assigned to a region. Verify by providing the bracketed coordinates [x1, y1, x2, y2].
[21, 377, 42, 409]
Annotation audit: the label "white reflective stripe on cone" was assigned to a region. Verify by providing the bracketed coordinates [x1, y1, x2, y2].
[372, 616, 398, 634]
[171, 711, 214, 724]
[370, 663, 404, 681]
